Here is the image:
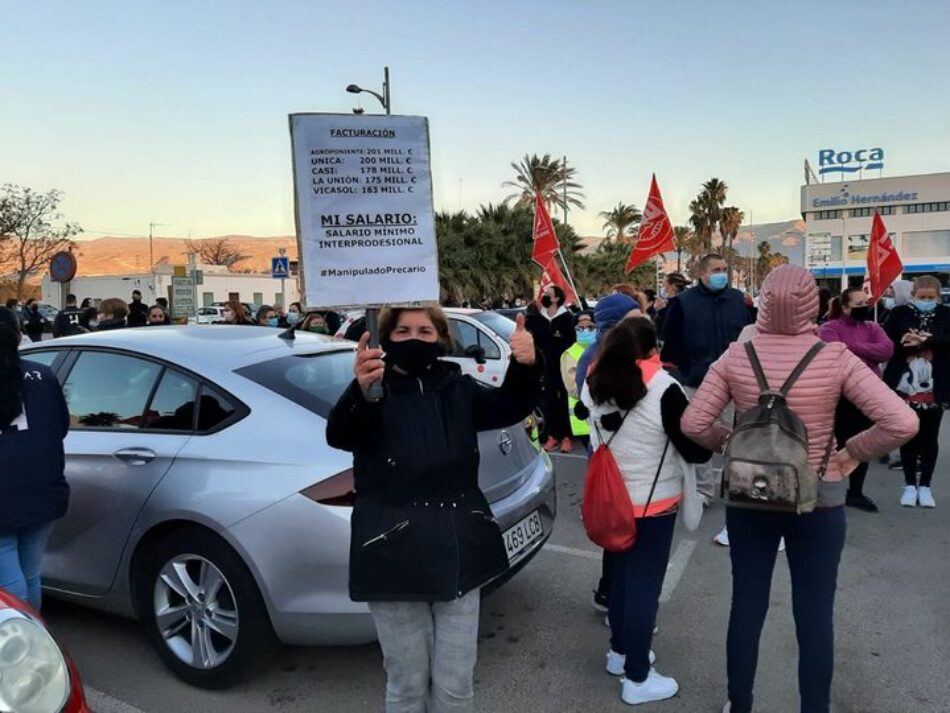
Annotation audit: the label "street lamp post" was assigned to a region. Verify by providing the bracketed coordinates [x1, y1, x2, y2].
[346, 66, 391, 115]
[343, 67, 392, 400]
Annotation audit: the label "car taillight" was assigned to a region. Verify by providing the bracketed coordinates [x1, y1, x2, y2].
[300, 469, 356, 507]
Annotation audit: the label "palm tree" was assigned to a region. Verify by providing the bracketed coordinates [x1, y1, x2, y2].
[598, 202, 642, 242]
[703, 178, 728, 247]
[719, 206, 745, 281]
[689, 196, 713, 252]
[672, 225, 697, 274]
[503, 153, 585, 214]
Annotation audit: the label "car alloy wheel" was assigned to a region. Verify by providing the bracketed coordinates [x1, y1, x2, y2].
[153, 555, 239, 670]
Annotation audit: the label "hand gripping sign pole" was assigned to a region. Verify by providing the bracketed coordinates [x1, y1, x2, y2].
[289, 112, 440, 400]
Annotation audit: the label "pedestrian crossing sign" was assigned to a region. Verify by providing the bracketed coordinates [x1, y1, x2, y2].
[271, 256, 289, 279]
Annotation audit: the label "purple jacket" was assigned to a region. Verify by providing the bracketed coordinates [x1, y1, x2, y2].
[818, 317, 894, 372]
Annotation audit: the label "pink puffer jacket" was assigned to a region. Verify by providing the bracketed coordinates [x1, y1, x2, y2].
[681, 265, 918, 481]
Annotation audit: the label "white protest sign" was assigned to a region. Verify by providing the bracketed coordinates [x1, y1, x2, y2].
[289, 113, 439, 308]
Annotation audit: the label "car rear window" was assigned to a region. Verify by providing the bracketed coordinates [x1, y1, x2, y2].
[235, 349, 354, 418]
[471, 312, 515, 343]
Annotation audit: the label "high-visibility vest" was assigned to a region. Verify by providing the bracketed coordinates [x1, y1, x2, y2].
[563, 342, 590, 437]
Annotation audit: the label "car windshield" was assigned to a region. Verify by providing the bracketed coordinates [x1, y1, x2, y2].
[235, 349, 355, 418]
[471, 312, 515, 343]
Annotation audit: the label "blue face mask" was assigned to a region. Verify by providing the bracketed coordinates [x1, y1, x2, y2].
[576, 327, 597, 346]
[706, 273, 729, 291]
[883, 297, 896, 311]
[266, 317, 280, 327]
[286, 312, 300, 325]
[914, 299, 937, 313]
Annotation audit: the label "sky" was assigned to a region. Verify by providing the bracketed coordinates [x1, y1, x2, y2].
[3, 0, 950, 241]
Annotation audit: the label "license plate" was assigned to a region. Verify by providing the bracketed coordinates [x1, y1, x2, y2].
[502, 511, 544, 562]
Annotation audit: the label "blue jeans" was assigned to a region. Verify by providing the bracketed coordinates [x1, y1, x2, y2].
[726, 506, 846, 713]
[607, 512, 677, 682]
[0, 523, 54, 610]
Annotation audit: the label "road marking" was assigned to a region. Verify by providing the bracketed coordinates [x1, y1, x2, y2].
[660, 539, 698, 603]
[85, 687, 149, 713]
[543, 543, 601, 561]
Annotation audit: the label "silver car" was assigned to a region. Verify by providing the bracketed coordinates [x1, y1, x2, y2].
[20, 327, 556, 688]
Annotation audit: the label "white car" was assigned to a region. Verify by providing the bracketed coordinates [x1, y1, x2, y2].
[194, 306, 226, 324]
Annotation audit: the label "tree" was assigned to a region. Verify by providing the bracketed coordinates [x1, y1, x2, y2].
[183, 237, 250, 269]
[755, 240, 790, 290]
[689, 178, 728, 252]
[503, 154, 585, 214]
[719, 206, 745, 281]
[672, 225, 701, 274]
[598, 202, 642, 242]
[0, 185, 82, 299]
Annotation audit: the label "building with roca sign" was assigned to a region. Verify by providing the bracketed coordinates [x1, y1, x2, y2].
[803, 149, 950, 290]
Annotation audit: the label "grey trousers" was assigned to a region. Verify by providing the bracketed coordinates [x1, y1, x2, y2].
[368, 589, 480, 713]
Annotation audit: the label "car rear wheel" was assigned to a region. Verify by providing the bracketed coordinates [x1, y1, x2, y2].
[136, 527, 278, 688]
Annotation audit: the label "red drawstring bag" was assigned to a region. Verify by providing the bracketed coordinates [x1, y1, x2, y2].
[581, 438, 637, 552]
[581, 410, 670, 552]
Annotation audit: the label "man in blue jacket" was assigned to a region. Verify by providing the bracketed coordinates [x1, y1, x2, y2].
[659, 253, 750, 388]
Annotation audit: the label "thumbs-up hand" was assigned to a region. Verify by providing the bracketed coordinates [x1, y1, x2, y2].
[509, 312, 536, 365]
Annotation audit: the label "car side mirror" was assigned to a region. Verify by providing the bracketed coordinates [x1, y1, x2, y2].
[464, 344, 487, 364]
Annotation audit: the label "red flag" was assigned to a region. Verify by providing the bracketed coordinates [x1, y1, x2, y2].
[536, 253, 578, 306]
[624, 174, 675, 274]
[532, 192, 560, 266]
[865, 212, 903, 303]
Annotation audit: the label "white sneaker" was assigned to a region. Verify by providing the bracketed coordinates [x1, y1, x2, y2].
[918, 486, 936, 508]
[713, 527, 730, 547]
[606, 650, 655, 675]
[620, 669, 679, 705]
[901, 485, 918, 507]
[778, 537, 786, 552]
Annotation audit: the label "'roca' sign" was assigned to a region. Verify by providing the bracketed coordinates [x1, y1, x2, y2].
[818, 147, 884, 176]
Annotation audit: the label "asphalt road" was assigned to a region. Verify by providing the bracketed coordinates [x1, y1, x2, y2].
[45, 450, 949, 713]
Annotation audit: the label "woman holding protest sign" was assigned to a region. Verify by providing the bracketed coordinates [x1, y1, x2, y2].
[326, 307, 542, 713]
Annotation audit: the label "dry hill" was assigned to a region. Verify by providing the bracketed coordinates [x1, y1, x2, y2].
[71, 235, 299, 276]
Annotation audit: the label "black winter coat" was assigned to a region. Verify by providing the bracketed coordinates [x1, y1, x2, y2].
[659, 284, 751, 387]
[1, 361, 70, 530]
[24, 308, 45, 339]
[326, 358, 542, 602]
[883, 304, 950, 405]
[53, 306, 83, 337]
[127, 300, 148, 327]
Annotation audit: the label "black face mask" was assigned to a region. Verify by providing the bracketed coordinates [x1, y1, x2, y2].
[384, 339, 444, 376]
[850, 306, 872, 322]
[540, 295, 553, 308]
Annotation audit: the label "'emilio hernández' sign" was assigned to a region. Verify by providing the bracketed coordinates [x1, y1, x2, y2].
[818, 147, 884, 176]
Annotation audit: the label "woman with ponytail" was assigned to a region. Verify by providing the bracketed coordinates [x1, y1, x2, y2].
[0, 307, 70, 610]
[582, 317, 711, 705]
[819, 288, 894, 512]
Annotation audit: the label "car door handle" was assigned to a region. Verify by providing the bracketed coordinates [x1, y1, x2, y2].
[113, 448, 156, 466]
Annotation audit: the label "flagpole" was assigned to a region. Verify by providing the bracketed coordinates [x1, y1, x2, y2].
[555, 247, 581, 305]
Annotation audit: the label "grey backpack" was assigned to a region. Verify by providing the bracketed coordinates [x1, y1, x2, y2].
[723, 342, 833, 514]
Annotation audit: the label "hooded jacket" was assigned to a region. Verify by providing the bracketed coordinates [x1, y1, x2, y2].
[326, 357, 542, 602]
[681, 265, 918, 506]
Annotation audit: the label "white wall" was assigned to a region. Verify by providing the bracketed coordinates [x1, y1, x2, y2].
[42, 271, 300, 309]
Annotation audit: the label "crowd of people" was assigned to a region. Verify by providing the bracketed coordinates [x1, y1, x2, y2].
[2, 256, 943, 712]
[317, 255, 941, 712]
